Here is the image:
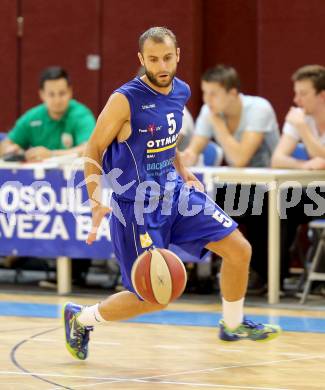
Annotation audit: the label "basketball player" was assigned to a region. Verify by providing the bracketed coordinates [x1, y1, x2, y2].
[63, 27, 281, 360]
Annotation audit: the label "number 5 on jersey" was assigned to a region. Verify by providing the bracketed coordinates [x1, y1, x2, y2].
[167, 113, 176, 135]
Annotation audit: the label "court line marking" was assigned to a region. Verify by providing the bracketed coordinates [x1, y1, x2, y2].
[1, 353, 325, 387]
[135, 354, 325, 381]
[28, 338, 122, 346]
[6, 327, 325, 390]
[0, 334, 316, 357]
[0, 371, 130, 381]
[9, 327, 73, 390]
[68, 353, 324, 388]
[154, 344, 183, 349]
[67, 379, 291, 390]
[2, 332, 319, 360]
[4, 335, 320, 359]
[0, 372, 290, 390]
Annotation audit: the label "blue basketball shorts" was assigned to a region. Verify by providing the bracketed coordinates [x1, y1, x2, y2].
[109, 188, 238, 294]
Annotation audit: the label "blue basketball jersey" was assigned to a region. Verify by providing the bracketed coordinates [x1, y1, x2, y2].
[102, 76, 190, 201]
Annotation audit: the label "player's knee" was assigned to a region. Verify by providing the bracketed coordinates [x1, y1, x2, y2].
[216, 231, 251, 265]
[227, 235, 251, 266]
[209, 230, 252, 264]
[239, 237, 252, 265]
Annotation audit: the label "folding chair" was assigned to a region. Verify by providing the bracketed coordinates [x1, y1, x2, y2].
[300, 219, 325, 304]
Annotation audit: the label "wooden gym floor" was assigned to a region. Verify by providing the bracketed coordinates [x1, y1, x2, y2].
[0, 293, 325, 390]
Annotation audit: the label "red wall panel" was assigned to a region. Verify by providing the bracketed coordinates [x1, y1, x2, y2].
[203, 0, 258, 95]
[100, 0, 203, 116]
[0, 0, 18, 131]
[257, 0, 325, 124]
[20, 0, 101, 116]
[4, 1, 325, 130]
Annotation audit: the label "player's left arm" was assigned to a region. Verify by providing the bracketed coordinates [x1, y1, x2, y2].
[174, 149, 204, 191]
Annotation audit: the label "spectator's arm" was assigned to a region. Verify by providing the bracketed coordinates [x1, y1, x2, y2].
[53, 143, 86, 156]
[4, 115, 31, 153]
[180, 135, 209, 166]
[210, 114, 264, 167]
[218, 130, 264, 167]
[285, 107, 325, 158]
[295, 122, 325, 158]
[0, 139, 23, 157]
[24, 143, 87, 162]
[271, 134, 305, 168]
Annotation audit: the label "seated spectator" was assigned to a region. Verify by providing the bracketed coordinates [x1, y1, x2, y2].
[272, 64, 325, 289]
[0, 66, 96, 286]
[272, 64, 325, 169]
[0, 66, 95, 161]
[182, 64, 280, 167]
[181, 65, 280, 293]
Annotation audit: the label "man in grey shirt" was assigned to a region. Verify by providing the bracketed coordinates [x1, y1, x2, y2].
[182, 65, 280, 292]
[182, 65, 279, 167]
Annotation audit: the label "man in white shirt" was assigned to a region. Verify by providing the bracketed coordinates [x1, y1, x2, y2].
[272, 64, 325, 169]
[272, 65, 325, 290]
[182, 65, 279, 168]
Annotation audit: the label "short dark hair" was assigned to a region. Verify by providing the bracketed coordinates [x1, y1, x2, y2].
[292, 65, 325, 93]
[202, 65, 240, 91]
[39, 66, 70, 89]
[139, 27, 177, 53]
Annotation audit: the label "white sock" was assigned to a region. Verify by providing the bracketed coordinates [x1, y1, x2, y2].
[77, 303, 106, 326]
[222, 297, 244, 330]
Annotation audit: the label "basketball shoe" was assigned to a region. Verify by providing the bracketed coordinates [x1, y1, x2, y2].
[219, 318, 281, 342]
[63, 302, 93, 360]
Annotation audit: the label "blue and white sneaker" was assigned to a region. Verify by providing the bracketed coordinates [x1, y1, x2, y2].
[219, 318, 281, 342]
[63, 302, 93, 360]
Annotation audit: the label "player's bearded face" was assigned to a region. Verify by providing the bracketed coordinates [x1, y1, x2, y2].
[140, 38, 179, 88]
[144, 67, 176, 88]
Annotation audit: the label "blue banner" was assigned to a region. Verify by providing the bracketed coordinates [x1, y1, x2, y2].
[0, 168, 113, 258]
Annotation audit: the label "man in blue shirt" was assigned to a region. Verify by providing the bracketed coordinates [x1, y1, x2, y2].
[63, 27, 280, 361]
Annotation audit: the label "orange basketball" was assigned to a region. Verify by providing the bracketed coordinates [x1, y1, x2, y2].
[131, 248, 187, 305]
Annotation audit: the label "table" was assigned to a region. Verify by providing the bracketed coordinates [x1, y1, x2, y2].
[1, 159, 324, 302]
[192, 167, 325, 304]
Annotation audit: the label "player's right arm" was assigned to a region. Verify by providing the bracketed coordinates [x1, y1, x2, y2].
[85, 92, 130, 244]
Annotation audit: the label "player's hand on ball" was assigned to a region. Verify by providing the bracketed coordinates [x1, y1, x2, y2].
[86, 204, 112, 245]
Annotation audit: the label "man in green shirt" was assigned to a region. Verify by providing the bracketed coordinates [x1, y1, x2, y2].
[0, 67, 96, 286]
[0, 66, 95, 161]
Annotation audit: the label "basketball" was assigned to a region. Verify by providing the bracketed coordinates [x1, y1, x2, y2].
[131, 248, 187, 305]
